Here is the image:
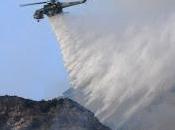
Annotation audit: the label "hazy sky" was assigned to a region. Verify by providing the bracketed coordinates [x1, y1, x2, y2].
[0, 0, 70, 100]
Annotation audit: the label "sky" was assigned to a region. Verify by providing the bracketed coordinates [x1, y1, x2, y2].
[0, 0, 70, 100]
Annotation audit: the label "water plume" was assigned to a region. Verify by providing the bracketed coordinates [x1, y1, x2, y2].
[49, 0, 175, 129]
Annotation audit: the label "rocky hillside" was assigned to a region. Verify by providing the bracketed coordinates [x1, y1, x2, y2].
[0, 96, 111, 130]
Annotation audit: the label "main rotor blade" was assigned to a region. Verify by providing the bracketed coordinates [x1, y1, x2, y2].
[20, 2, 48, 7]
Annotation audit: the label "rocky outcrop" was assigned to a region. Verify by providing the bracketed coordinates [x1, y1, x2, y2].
[0, 96, 111, 130]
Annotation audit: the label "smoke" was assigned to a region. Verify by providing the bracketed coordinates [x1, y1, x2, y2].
[49, 0, 175, 129]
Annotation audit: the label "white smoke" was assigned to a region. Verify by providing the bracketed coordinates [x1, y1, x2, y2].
[49, 0, 175, 129]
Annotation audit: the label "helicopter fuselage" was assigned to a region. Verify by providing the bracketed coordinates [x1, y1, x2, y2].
[21, 0, 87, 22]
[34, 3, 63, 21]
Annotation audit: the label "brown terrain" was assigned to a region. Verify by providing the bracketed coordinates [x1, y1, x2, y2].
[0, 96, 111, 130]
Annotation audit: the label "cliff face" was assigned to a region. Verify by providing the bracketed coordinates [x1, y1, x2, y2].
[0, 96, 111, 130]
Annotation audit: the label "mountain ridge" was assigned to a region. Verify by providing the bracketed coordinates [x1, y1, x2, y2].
[0, 95, 111, 130]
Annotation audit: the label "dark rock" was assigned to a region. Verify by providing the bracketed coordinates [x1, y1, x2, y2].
[0, 96, 111, 130]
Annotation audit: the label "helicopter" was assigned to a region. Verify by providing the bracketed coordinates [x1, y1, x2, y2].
[20, 0, 87, 22]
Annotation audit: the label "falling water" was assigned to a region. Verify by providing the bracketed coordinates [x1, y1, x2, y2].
[49, 0, 175, 129]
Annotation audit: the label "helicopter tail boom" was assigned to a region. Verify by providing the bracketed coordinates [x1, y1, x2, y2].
[61, 0, 87, 8]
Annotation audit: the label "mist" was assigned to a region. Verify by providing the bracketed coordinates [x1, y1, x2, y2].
[49, 0, 175, 129]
